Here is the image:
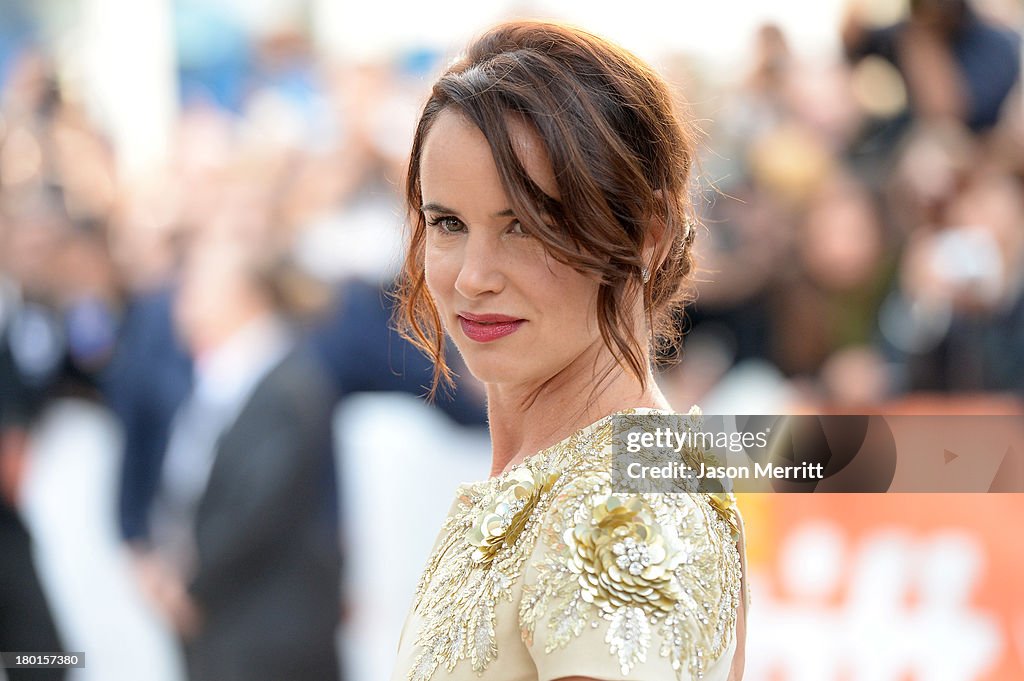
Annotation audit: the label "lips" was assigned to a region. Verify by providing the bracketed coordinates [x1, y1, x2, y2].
[458, 312, 526, 343]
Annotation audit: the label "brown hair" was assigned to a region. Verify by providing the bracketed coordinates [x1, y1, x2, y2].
[396, 20, 699, 396]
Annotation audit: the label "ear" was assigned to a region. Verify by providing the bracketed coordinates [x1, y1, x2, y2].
[641, 190, 671, 275]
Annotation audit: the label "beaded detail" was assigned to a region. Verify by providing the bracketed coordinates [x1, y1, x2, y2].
[406, 410, 742, 680]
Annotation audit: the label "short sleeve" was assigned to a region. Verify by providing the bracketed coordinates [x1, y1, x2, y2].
[518, 471, 743, 681]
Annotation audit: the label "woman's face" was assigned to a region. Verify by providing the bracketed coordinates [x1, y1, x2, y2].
[419, 109, 602, 389]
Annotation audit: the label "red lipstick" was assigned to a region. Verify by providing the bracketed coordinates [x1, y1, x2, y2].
[458, 312, 525, 343]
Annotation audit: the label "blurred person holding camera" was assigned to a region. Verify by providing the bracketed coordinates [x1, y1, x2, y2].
[884, 163, 1024, 393]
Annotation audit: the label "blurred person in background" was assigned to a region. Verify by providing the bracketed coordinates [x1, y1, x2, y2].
[0, 405, 65, 681]
[0, 191, 71, 418]
[0, 47, 121, 408]
[771, 170, 896, 404]
[0, 45, 127, 680]
[0, 125, 117, 681]
[884, 163, 1024, 394]
[104, 149, 221, 553]
[103, 254, 192, 549]
[0, 230, 65, 681]
[134, 199, 341, 681]
[842, 0, 1020, 134]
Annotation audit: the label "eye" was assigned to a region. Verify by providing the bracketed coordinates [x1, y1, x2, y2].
[507, 220, 528, 236]
[425, 215, 465, 234]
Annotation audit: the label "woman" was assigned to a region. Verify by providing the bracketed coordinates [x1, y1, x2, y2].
[393, 21, 747, 681]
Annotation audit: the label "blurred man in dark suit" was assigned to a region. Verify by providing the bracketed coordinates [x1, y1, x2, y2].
[135, 218, 341, 681]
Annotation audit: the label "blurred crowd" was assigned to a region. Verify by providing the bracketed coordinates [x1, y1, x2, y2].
[0, 0, 1020, 679]
[0, 8, 487, 678]
[666, 0, 1023, 409]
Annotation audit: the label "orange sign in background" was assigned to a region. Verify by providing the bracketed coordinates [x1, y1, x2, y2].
[740, 494, 1024, 680]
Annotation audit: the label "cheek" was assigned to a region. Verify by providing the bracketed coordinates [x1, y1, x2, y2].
[423, 244, 455, 309]
[539, 260, 601, 332]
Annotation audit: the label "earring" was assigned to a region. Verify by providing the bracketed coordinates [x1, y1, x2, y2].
[641, 266, 650, 283]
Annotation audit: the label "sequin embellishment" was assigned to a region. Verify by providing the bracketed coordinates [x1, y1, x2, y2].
[406, 411, 743, 680]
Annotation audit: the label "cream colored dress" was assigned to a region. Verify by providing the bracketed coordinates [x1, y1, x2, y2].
[392, 408, 746, 681]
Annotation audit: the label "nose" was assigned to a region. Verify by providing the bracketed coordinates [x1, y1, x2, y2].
[454, 231, 506, 299]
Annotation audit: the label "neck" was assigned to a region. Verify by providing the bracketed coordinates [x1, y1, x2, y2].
[192, 306, 273, 361]
[484, 342, 671, 478]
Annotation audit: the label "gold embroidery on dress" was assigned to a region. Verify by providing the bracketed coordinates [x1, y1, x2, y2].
[406, 426, 585, 681]
[520, 411, 743, 679]
[407, 410, 743, 680]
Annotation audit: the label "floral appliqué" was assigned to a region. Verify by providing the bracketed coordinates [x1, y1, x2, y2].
[519, 412, 743, 679]
[408, 454, 561, 681]
[468, 467, 558, 567]
[407, 411, 743, 680]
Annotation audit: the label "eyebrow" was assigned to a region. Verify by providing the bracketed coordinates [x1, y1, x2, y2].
[420, 202, 515, 219]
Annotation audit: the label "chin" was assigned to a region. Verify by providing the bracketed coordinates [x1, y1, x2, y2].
[460, 343, 554, 385]
[460, 355, 529, 386]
